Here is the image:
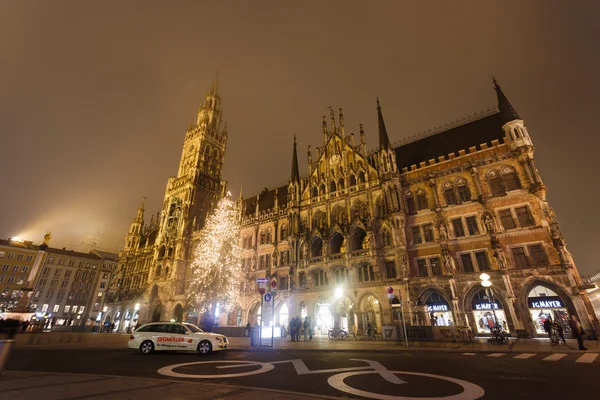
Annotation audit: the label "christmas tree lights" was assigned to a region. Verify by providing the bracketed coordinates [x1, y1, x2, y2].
[187, 193, 242, 315]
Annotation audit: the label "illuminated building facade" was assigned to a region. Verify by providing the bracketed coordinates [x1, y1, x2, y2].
[106, 78, 599, 338]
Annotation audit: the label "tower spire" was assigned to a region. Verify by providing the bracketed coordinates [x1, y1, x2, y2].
[493, 78, 520, 124]
[376, 97, 391, 149]
[210, 71, 219, 96]
[135, 197, 145, 222]
[291, 135, 300, 182]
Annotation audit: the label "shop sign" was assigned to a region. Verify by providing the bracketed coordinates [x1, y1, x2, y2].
[427, 303, 449, 312]
[528, 296, 564, 309]
[473, 300, 502, 310]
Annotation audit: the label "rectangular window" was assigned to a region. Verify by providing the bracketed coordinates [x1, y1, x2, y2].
[54, 269, 61, 276]
[465, 216, 479, 235]
[423, 224, 434, 242]
[511, 247, 528, 268]
[57, 292, 65, 300]
[2, 264, 8, 271]
[39, 279, 47, 286]
[64, 305, 71, 313]
[7, 253, 14, 259]
[42, 267, 50, 275]
[69, 260, 75, 266]
[417, 259, 428, 277]
[97, 291, 103, 297]
[93, 302, 100, 311]
[7, 276, 15, 284]
[266, 254, 271, 268]
[299, 272, 306, 288]
[444, 188, 457, 205]
[47, 257, 54, 264]
[51, 280, 58, 287]
[461, 254, 475, 273]
[416, 194, 428, 211]
[75, 272, 81, 279]
[385, 261, 397, 279]
[26, 255, 33, 262]
[499, 210, 516, 230]
[279, 276, 289, 290]
[406, 197, 416, 214]
[0, 276, 4, 283]
[12, 265, 18, 272]
[17, 254, 24, 261]
[259, 256, 264, 269]
[475, 251, 490, 271]
[72, 306, 78, 313]
[452, 219, 465, 238]
[100, 282, 106, 289]
[61, 281, 68, 288]
[515, 206, 534, 227]
[65, 271, 71, 278]
[46, 291, 54, 299]
[504, 172, 521, 191]
[41, 304, 48, 312]
[489, 177, 505, 196]
[412, 227, 422, 245]
[528, 244, 548, 266]
[52, 304, 60, 312]
[430, 257, 442, 276]
[22, 266, 29, 273]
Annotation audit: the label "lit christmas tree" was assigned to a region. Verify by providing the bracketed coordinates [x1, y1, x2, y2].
[187, 193, 242, 322]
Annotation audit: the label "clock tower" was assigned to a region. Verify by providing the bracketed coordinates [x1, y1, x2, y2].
[151, 74, 228, 297]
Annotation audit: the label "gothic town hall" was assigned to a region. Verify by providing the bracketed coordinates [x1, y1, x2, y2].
[105, 77, 599, 340]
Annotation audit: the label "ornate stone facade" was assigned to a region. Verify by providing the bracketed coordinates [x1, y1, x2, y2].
[107, 78, 598, 338]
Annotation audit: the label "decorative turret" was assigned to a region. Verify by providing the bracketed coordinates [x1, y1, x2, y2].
[124, 197, 145, 251]
[493, 78, 531, 145]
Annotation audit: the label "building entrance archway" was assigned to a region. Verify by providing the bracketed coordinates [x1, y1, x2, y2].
[360, 294, 382, 333]
[527, 284, 572, 336]
[151, 304, 162, 322]
[420, 290, 454, 327]
[470, 289, 509, 334]
[173, 303, 184, 322]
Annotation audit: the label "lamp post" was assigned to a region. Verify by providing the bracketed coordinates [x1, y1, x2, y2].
[479, 273, 498, 330]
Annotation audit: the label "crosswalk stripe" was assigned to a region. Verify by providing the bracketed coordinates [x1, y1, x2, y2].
[462, 353, 476, 356]
[513, 353, 536, 359]
[543, 353, 567, 361]
[487, 353, 506, 357]
[575, 353, 598, 363]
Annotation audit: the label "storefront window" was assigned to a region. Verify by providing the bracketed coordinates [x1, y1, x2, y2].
[527, 285, 571, 335]
[471, 290, 509, 334]
[426, 292, 453, 326]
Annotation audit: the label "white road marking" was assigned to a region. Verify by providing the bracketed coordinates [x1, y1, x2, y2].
[157, 360, 274, 378]
[327, 370, 485, 400]
[487, 353, 506, 357]
[575, 353, 598, 363]
[462, 353, 476, 356]
[543, 353, 567, 361]
[513, 353, 536, 359]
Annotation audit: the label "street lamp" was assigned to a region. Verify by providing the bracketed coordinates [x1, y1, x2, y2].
[334, 287, 343, 299]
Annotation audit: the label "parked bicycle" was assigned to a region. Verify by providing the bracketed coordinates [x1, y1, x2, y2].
[487, 326, 510, 345]
[328, 327, 349, 340]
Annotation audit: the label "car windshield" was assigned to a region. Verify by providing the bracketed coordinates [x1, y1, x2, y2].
[183, 323, 204, 333]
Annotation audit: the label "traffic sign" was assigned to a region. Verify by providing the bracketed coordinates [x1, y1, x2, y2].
[256, 278, 269, 284]
[264, 293, 273, 303]
[386, 286, 394, 294]
[259, 287, 265, 295]
[271, 280, 277, 288]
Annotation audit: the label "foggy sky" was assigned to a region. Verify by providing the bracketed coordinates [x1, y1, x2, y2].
[0, 1, 598, 275]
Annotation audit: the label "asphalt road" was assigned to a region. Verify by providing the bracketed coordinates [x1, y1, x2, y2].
[7, 347, 599, 399]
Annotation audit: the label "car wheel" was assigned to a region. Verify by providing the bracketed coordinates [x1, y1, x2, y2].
[139, 340, 154, 355]
[198, 340, 212, 355]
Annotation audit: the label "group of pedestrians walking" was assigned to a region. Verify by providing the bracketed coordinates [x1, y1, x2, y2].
[289, 316, 312, 341]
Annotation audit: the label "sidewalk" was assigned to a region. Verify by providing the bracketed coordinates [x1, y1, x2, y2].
[226, 335, 600, 354]
[0, 370, 336, 400]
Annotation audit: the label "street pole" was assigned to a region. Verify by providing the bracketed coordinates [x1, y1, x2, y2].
[398, 290, 409, 348]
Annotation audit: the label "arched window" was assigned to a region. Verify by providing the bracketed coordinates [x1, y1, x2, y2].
[260, 230, 266, 245]
[501, 167, 521, 191]
[330, 181, 337, 193]
[280, 225, 287, 241]
[319, 183, 326, 195]
[443, 182, 458, 205]
[406, 191, 416, 214]
[311, 186, 318, 198]
[376, 196, 387, 217]
[266, 228, 272, 243]
[349, 174, 357, 186]
[382, 229, 392, 247]
[358, 171, 366, 184]
[456, 179, 471, 202]
[155, 265, 162, 277]
[487, 170, 505, 196]
[416, 190, 428, 211]
[338, 178, 345, 190]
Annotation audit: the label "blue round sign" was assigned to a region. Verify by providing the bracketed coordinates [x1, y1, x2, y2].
[264, 293, 272, 303]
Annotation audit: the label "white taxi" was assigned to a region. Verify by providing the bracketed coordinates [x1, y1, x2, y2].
[128, 322, 229, 355]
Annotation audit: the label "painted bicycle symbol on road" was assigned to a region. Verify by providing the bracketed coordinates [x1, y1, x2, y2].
[157, 358, 485, 400]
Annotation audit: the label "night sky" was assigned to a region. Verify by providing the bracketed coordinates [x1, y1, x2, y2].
[1, 2, 598, 275]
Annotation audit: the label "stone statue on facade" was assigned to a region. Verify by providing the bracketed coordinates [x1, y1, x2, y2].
[483, 214, 496, 235]
[438, 223, 448, 241]
[43, 231, 52, 246]
[441, 244, 454, 274]
[493, 250, 507, 269]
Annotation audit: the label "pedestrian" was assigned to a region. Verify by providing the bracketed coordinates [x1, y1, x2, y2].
[553, 321, 566, 344]
[110, 323, 115, 333]
[294, 316, 302, 341]
[245, 322, 251, 337]
[290, 317, 297, 341]
[569, 315, 587, 351]
[303, 317, 310, 341]
[307, 317, 313, 341]
[543, 318, 553, 340]
[366, 323, 372, 339]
